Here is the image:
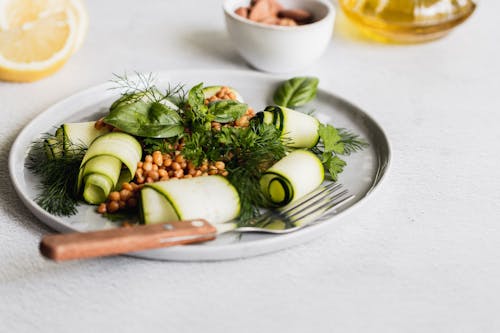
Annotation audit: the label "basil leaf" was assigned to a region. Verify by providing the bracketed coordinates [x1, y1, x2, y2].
[318, 123, 344, 154]
[188, 83, 207, 114]
[104, 101, 184, 138]
[208, 100, 248, 123]
[273, 77, 319, 108]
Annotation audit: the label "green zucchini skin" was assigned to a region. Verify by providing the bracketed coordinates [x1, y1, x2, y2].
[78, 132, 142, 204]
[258, 106, 319, 148]
[139, 176, 241, 225]
[260, 150, 324, 207]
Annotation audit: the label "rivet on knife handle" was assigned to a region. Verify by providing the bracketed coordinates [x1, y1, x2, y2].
[39, 219, 216, 262]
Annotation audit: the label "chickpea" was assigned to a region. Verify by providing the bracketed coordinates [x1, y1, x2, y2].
[136, 175, 145, 184]
[180, 161, 187, 169]
[160, 176, 170, 181]
[118, 200, 126, 209]
[148, 170, 159, 181]
[208, 169, 218, 175]
[215, 161, 225, 170]
[188, 168, 197, 176]
[97, 203, 107, 214]
[152, 151, 163, 166]
[94, 118, 105, 130]
[121, 182, 133, 191]
[163, 158, 172, 167]
[109, 191, 120, 202]
[120, 189, 131, 201]
[107, 201, 119, 213]
[137, 161, 143, 168]
[146, 177, 154, 183]
[184, 174, 192, 179]
[171, 162, 181, 171]
[152, 164, 159, 172]
[162, 153, 171, 160]
[143, 161, 153, 172]
[158, 169, 168, 177]
[202, 172, 209, 176]
[221, 170, 229, 177]
[136, 168, 144, 177]
[195, 170, 202, 177]
[174, 169, 184, 178]
[145, 155, 153, 163]
[175, 154, 184, 163]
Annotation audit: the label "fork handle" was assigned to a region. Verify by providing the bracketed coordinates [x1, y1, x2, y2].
[39, 219, 216, 261]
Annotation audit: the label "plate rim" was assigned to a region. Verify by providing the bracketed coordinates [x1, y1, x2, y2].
[9, 69, 391, 261]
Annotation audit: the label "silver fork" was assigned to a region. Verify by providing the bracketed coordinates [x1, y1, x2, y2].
[39, 183, 353, 261]
[216, 182, 355, 234]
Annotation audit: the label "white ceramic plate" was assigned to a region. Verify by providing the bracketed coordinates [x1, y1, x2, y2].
[9, 70, 390, 261]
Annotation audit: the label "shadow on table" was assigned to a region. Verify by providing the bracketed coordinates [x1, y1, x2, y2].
[179, 29, 248, 68]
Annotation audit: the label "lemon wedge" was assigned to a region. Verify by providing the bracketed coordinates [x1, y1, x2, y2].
[0, 0, 88, 82]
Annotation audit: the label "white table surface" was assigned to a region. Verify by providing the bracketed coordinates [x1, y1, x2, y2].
[1, 1, 499, 332]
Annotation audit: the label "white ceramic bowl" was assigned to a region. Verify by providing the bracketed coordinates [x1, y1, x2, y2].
[223, 0, 335, 73]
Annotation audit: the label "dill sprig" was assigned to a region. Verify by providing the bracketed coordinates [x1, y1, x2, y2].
[223, 123, 289, 222]
[109, 72, 186, 106]
[26, 134, 86, 216]
[338, 128, 369, 155]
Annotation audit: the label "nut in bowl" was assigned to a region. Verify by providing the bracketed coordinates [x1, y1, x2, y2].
[223, 0, 335, 73]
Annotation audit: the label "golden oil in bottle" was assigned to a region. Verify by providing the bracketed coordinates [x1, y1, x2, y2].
[338, 0, 477, 43]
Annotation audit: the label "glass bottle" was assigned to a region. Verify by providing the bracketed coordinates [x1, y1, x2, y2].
[338, 0, 477, 43]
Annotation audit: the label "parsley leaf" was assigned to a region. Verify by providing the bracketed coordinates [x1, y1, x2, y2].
[318, 123, 344, 154]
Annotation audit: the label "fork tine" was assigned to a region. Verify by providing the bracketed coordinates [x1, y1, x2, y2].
[291, 194, 355, 227]
[289, 190, 349, 223]
[284, 186, 345, 220]
[279, 183, 341, 216]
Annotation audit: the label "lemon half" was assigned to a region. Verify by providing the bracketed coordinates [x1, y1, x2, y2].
[0, 0, 88, 82]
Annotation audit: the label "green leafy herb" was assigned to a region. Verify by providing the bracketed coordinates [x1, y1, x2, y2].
[224, 123, 288, 222]
[321, 154, 346, 182]
[104, 101, 184, 138]
[26, 135, 85, 216]
[338, 128, 369, 155]
[318, 123, 344, 154]
[141, 137, 178, 155]
[109, 72, 186, 108]
[208, 100, 248, 123]
[273, 77, 319, 108]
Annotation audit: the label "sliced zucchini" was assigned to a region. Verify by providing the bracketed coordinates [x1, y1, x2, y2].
[83, 173, 114, 204]
[260, 150, 324, 206]
[78, 155, 122, 191]
[62, 121, 110, 154]
[43, 137, 61, 160]
[139, 176, 240, 225]
[258, 106, 319, 148]
[78, 132, 142, 204]
[80, 132, 142, 182]
[203, 86, 244, 102]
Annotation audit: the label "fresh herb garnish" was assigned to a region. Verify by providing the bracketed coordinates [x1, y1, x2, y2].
[208, 100, 248, 123]
[313, 124, 368, 181]
[26, 135, 85, 216]
[273, 76, 319, 108]
[103, 101, 184, 138]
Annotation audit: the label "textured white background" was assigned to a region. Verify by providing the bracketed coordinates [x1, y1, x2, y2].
[1, 1, 500, 332]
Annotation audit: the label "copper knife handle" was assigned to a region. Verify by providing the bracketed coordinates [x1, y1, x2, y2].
[39, 219, 216, 261]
